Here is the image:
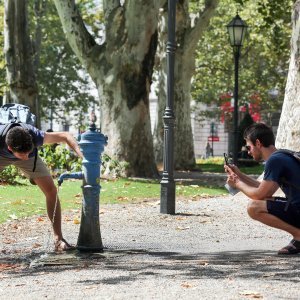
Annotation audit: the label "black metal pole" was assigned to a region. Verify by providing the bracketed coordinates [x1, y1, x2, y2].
[160, 0, 176, 214]
[233, 47, 240, 165]
[211, 123, 214, 157]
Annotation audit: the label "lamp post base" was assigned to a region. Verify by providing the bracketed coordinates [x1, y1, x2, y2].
[77, 245, 104, 253]
[160, 180, 175, 214]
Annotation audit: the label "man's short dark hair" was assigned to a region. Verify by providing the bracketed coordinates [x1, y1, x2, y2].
[5, 126, 34, 153]
[243, 123, 275, 147]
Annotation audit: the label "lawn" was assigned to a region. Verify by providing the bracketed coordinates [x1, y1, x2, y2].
[197, 157, 264, 175]
[0, 178, 226, 224]
[0, 157, 262, 224]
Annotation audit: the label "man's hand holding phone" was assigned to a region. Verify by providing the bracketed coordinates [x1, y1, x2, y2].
[224, 153, 233, 173]
[224, 153, 241, 195]
[224, 153, 242, 176]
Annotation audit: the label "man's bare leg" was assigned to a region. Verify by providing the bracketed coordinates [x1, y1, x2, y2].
[33, 176, 74, 250]
[247, 200, 300, 240]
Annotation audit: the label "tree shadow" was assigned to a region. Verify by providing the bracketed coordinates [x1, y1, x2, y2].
[1, 247, 300, 286]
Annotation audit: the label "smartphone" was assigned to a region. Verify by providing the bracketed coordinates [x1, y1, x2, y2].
[224, 153, 229, 165]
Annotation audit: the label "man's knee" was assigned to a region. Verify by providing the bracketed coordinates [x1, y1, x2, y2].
[247, 200, 267, 220]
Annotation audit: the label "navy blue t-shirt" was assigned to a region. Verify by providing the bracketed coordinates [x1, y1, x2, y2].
[264, 151, 300, 206]
[0, 124, 45, 159]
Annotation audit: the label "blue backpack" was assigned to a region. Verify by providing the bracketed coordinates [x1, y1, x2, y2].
[0, 103, 38, 171]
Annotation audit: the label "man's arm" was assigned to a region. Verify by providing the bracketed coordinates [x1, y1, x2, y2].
[228, 171, 279, 200]
[225, 164, 260, 187]
[43, 132, 83, 158]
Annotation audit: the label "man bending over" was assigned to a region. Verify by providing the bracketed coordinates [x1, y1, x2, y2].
[0, 124, 83, 251]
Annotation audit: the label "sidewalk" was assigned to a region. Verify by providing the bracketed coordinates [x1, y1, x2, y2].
[0, 191, 299, 299]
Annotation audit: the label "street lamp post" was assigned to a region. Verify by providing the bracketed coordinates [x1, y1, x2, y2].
[160, 0, 176, 214]
[227, 14, 248, 165]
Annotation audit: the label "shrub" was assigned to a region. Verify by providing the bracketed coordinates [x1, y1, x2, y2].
[39, 145, 128, 178]
[0, 165, 21, 184]
[39, 144, 81, 175]
[101, 153, 130, 178]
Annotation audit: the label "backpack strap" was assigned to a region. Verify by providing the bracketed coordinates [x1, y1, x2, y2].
[276, 149, 300, 163]
[276, 149, 300, 211]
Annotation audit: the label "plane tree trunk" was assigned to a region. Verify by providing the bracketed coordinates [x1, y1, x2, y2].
[4, 0, 40, 124]
[53, 0, 165, 177]
[276, 1, 300, 149]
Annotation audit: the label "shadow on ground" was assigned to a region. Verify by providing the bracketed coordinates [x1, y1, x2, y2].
[1, 248, 299, 285]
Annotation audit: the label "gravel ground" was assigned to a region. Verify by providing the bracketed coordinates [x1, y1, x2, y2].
[0, 191, 300, 299]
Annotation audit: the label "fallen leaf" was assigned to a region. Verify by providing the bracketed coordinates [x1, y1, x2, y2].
[199, 220, 211, 224]
[117, 196, 129, 201]
[32, 243, 42, 249]
[197, 260, 209, 266]
[73, 218, 80, 224]
[176, 226, 190, 231]
[11, 199, 25, 205]
[74, 193, 81, 198]
[37, 217, 44, 222]
[0, 263, 20, 271]
[239, 290, 263, 298]
[181, 282, 194, 288]
[3, 239, 16, 244]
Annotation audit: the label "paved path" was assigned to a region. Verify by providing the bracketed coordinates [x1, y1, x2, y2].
[0, 191, 299, 299]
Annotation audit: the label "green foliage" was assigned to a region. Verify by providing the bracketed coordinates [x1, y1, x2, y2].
[38, 145, 129, 178]
[0, 1, 99, 128]
[101, 154, 130, 178]
[0, 166, 21, 184]
[192, 0, 291, 117]
[34, 1, 98, 129]
[39, 144, 81, 174]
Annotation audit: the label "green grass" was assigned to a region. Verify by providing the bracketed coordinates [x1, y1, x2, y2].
[0, 178, 226, 224]
[197, 157, 264, 175]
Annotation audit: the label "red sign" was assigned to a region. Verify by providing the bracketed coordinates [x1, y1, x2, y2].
[208, 136, 220, 142]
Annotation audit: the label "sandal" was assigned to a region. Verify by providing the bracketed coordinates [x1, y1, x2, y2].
[54, 238, 76, 252]
[278, 239, 300, 255]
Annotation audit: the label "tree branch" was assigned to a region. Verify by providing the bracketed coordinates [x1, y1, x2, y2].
[184, 0, 219, 54]
[103, 0, 120, 23]
[53, 0, 101, 68]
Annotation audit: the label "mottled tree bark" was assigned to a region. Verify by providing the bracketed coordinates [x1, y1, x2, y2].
[4, 0, 40, 125]
[276, 0, 300, 149]
[154, 0, 219, 169]
[53, 0, 163, 177]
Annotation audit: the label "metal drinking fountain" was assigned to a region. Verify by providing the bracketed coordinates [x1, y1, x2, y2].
[58, 112, 107, 252]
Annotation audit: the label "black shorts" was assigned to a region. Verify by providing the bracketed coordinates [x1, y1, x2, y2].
[267, 197, 300, 229]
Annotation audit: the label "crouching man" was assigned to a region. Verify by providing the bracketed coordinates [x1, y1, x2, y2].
[225, 123, 300, 254]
